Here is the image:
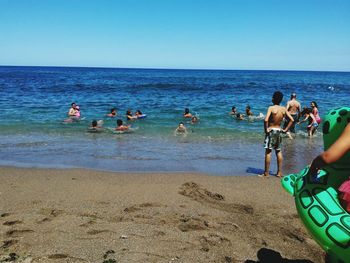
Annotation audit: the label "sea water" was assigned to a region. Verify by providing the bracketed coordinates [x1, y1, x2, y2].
[0, 66, 349, 175]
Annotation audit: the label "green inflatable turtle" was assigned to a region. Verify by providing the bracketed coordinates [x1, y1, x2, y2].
[282, 107, 350, 263]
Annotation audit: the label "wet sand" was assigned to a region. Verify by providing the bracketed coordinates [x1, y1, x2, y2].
[0, 167, 323, 262]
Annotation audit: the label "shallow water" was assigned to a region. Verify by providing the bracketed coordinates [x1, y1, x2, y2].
[0, 66, 349, 175]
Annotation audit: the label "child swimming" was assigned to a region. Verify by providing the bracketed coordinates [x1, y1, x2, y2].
[183, 108, 192, 118]
[115, 119, 130, 131]
[174, 122, 188, 135]
[106, 108, 117, 117]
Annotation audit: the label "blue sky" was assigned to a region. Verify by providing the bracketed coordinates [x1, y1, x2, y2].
[0, 0, 349, 71]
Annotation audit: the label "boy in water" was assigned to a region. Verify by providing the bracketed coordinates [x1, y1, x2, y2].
[106, 108, 117, 117]
[260, 91, 294, 178]
[174, 122, 188, 135]
[116, 119, 130, 131]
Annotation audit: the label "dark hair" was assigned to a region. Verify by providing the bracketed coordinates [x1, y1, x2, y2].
[232, 106, 236, 111]
[236, 113, 241, 118]
[301, 107, 312, 115]
[136, 110, 142, 115]
[272, 91, 283, 105]
[311, 101, 318, 109]
[117, 119, 123, 126]
[111, 108, 116, 113]
[246, 105, 250, 110]
[291, 93, 296, 99]
[92, 120, 98, 127]
[71, 102, 76, 106]
[184, 108, 190, 114]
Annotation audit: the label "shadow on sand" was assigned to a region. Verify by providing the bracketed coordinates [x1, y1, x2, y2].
[245, 248, 315, 263]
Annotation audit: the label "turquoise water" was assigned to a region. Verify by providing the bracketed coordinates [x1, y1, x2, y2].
[0, 66, 349, 175]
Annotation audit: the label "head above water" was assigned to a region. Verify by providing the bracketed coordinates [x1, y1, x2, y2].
[92, 120, 98, 127]
[232, 106, 236, 111]
[184, 108, 190, 114]
[272, 91, 283, 105]
[311, 101, 318, 108]
[71, 102, 76, 108]
[291, 93, 297, 99]
[110, 108, 116, 114]
[117, 119, 123, 126]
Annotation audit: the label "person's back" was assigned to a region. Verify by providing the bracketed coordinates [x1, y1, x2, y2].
[267, 105, 286, 129]
[286, 95, 301, 115]
[260, 91, 293, 178]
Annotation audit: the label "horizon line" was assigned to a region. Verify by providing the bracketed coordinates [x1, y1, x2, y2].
[0, 64, 349, 74]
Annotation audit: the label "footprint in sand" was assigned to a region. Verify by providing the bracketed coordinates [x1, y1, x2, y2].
[6, 229, 34, 237]
[1, 239, 18, 249]
[3, 220, 22, 226]
[179, 182, 254, 214]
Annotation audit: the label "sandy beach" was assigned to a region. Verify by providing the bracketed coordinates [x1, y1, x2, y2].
[0, 167, 324, 263]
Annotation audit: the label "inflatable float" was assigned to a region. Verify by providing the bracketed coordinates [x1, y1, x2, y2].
[282, 107, 350, 263]
[137, 114, 147, 119]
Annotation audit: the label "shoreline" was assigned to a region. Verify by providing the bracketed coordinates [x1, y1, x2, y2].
[0, 166, 323, 262]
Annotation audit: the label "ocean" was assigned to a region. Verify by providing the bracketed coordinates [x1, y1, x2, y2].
[0, 66, 349, 175]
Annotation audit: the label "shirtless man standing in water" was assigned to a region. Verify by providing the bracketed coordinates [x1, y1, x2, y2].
[283, 93, 301, 137]
[260, 91, 294, 178]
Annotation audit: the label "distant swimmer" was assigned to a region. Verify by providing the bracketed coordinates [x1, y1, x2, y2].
[68, 102, 79, 118]
[135, 110, 147, 119]
[191, 116, 199, 124]
[126, 110, 138, 121]
[115, 119, 130, 131]
[245, 105, 253, 116]
[183, 108, 193, 118]
[64, 102, 80, 122]
[106, 108, 117, 117]
[88, 120, 103, 132]
[283, 92, 301, 137]
[174, 122, 188, 135]
[260, 91, 293, 178]
[229, 106, 237, 115]
[235, 113, 244, 120]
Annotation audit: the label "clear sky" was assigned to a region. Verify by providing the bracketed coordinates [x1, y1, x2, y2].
[0, 0, 349, 71]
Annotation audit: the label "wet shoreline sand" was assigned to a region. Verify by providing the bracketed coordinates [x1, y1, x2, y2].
[0, 167, 323, 262]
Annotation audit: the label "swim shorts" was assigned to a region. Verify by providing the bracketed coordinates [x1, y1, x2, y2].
[264, 129, 282, 151]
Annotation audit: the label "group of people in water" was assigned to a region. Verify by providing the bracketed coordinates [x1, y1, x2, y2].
[229, 93, 321, 138]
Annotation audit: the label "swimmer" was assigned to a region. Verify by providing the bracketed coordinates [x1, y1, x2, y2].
[229, 106, 237, 115]
[235, 113, 244, 120]
[88, 120, 103, 132]
[174, 122, 188, 135]
[191, 116, 199, 124]
[298, 107, 318, 137]
[183, 108, 192, 118]
[106, 108, 117, 117]
[75, 106, 81, 118]
[135, 110, 143, 117]
[115, 119, 130, 131]
[245, 106, 253, 116]
[126, 110, 137, 121]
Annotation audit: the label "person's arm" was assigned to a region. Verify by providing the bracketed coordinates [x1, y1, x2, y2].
[68, 108, 75, 116]
[298, 114, 308, 124]
[309, 123, 350, 175]
[264, 107, 272, 134]
[286, 101, 290, 111]
[283, 110, 294, 132]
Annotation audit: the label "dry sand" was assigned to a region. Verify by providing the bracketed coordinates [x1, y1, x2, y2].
[0, 167, 324, 263]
